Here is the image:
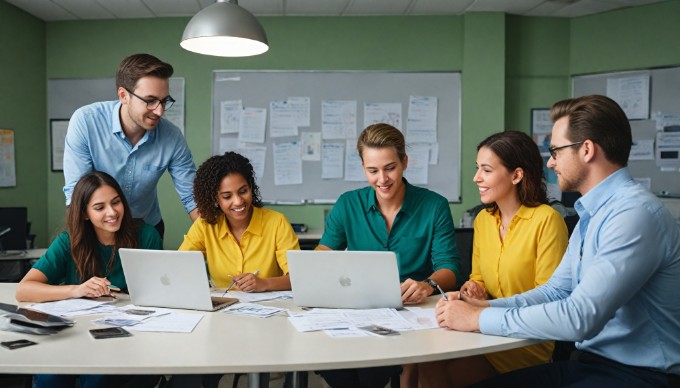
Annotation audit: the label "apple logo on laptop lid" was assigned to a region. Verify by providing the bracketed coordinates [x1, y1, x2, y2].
[338, 275, 352, 287]
[160, 274, 171, 286]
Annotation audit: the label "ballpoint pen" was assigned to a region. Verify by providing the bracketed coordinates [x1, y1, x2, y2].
[435, 284, 449, 301]
[222, 270, 260, 297]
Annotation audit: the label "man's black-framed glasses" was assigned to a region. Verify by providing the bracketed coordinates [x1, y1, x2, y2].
[548, 141, 585, 159]
[125, 88, 175, 110]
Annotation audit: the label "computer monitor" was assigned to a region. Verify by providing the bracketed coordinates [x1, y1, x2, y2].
[0, 207, 28, 251]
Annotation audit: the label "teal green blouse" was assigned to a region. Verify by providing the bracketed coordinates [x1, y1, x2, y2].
[32, 223, 162, 290]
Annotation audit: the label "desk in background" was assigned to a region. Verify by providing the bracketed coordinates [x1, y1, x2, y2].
[0, 283, 536, 388]
[0, 249, 46, 282]
[296, 230, 323, 250]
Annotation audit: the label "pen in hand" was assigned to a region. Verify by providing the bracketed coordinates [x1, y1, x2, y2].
[435, 283, 449, 301]
[222, 270, 260, 296]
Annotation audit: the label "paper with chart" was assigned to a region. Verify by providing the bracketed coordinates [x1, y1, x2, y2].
[239, 107, 267, 144]
[407, 96, 438, 143]
[322, 100, 357, 139]
[270, 99, 299, 138]
[273, 141, 303, 185]
[606, 74, 650, 120]
[287, 308, 415, 333]
[321, 142, 344, 179]
[344, 139, 365, 181]
[220, 100, 242, 134]
[364, 102, 402, 129]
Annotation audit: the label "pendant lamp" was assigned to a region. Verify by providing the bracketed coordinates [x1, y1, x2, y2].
[181, 0, 269, 57]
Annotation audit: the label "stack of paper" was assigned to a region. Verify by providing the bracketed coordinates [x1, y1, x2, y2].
[222, 302, 287, 318]
[210, 290, 293, 303]
[92, 305, 170, 327]
[287, 307, 438, 335]
[25, 299, 117, 317]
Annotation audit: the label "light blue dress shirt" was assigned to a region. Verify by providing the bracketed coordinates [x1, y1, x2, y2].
[63, 101, 197, 226]
[479, 168, 680, 374]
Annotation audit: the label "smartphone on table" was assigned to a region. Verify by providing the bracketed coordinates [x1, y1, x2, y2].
[89, 327, 132, 339]
[1, 339, 38, 349]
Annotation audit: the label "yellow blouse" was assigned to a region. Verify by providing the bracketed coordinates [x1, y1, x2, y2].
[471, 203, 568, 373]
[178, 207, 300, 288]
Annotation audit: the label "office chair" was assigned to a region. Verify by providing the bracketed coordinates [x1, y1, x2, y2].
[454, 228, 474, 289]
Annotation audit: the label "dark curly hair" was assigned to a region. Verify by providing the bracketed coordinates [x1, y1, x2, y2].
[477, 131, 548, 214]
[194, 152, 263, 224]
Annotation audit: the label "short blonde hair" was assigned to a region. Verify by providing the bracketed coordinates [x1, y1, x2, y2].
[356, 123, 406, 162]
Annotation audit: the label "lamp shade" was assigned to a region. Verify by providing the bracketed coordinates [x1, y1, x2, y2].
[181, 0, 268, 57]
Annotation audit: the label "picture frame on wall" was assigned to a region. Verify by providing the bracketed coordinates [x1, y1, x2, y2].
[530, 108, 552, 158]
[530, 108, 562, 201]
[50, 119, 69, 172]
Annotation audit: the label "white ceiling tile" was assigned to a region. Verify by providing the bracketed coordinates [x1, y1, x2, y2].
[4, 0, 669, 21]
[286, 0, 351, 16]
[53, 0, 114, 19]
[466, 0, 544, 14]
[143, 0, 201, 17]
[409, 0, 475, 15]
[239, 0, 283, 15]
[344, 0, 413, 15]
[5, 0, 77, 21]
[523, 1, 570, 17]
[552, 1, 621, 17]
[95, 0, 154, 19]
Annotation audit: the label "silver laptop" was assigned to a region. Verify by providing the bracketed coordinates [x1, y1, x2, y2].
[287, 250, 403, 309]
[119, 248, 238, 311]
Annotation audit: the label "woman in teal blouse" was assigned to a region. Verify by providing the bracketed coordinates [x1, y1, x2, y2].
[15, 171, 162, 388]
[17, 171, 162, 302]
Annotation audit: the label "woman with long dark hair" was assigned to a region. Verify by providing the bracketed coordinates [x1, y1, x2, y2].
[16, 171, 162, 387]
[17, 171, 162, 302]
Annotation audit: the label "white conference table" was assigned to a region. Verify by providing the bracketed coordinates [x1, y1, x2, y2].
[0, 283, 536, 387]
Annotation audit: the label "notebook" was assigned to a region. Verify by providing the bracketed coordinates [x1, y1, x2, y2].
[287, 250, 403, 309]
[119, 248, 238, 312]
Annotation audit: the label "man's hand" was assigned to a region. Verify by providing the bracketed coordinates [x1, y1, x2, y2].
[435, 297, 485, 332]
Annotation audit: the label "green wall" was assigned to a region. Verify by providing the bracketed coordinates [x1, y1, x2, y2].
[43, 15, 473, 249]
[2, 0, 678, 250]
[505, 16, 570, 133]
[0, 1, 46, 246]
[570, 0, 680, 74]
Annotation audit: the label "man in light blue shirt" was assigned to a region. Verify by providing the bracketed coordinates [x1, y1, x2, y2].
[63, 54, 198, 238]
[436, 95, 680, 387]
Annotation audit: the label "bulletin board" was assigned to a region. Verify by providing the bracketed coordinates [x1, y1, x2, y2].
[572, 66, 680, 196]
[211, 71, 462, 204]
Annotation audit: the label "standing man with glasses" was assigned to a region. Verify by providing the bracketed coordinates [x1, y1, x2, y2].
[63, 53, 198, 239]
[436, 95, 680, 387]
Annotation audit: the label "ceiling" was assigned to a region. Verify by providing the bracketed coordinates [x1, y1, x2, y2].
[4, 0, 667, 21]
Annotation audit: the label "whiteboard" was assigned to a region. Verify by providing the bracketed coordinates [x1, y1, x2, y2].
[48, 77, 186, 134]
[211, 71, 461, 203]
[572, 66, 680, 196]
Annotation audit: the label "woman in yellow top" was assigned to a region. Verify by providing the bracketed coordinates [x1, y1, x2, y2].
[179, 152, 299, 291]
[418, 131, 568, 388]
